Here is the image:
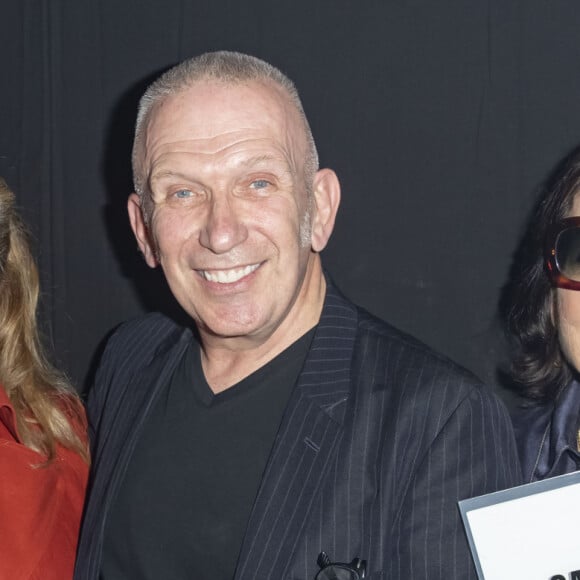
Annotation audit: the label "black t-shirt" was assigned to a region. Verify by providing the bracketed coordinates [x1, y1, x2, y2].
[100, 328, 315, 580]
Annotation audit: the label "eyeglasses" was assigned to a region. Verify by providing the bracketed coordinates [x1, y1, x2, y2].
[546, 217, 580, 290]
[315, 552, 366, 580]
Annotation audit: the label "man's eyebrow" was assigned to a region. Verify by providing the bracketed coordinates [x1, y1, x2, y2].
[239, 155, 296, 178]
[149, 170, 192, 184]
[148, 156, 292, 189]
[239, 154, 285, 167]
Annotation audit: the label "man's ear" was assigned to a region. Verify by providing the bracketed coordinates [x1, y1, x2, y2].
[127, 193, 158, 268]
[310, 168, 341, 252]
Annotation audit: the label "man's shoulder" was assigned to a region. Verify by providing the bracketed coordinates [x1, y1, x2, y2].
[101, 311, 187, 369]
[89, 312, 189, 412]
[325, 290, 515, 475]
[352, 303, 478, 386]
[111, 310, 182, 337]
[323, 281, 479, 389]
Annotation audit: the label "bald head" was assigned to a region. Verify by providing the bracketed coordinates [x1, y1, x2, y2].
[132, 51, 319, 215]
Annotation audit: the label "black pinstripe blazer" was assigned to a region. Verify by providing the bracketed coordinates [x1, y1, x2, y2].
[75, 282, 521, 580]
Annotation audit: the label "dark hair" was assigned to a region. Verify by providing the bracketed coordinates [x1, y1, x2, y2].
[503, 147, 580, 401]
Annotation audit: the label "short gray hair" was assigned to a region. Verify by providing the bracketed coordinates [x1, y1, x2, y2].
[132, 51, 319, 215]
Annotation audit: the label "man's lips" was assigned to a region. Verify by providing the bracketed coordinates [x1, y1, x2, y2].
[198, 263, 261, 284]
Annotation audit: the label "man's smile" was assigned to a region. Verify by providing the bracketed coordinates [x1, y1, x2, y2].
[198, 262, 261, 284]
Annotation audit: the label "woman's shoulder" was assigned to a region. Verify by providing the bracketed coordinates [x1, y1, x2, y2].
[511, 396, 555, 438]
[0, 394, 88, 580]
[512, 382, 580, 481]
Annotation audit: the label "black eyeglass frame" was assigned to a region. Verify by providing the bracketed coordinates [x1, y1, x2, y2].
[545, 216, 580, 290]
[315, 551, 367, 580]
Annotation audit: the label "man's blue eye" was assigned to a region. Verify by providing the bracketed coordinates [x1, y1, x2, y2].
[251, 180, 270, 189]
[174, 189, 193, 198]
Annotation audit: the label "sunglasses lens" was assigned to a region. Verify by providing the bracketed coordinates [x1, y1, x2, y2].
[556, 226, 580, 282]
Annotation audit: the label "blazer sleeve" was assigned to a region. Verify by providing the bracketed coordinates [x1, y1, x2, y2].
[388, 384, 522, 579]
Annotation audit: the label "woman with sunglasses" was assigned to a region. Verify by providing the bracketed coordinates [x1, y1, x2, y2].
[0, 179, 89, 578]
[506, 148, 580, 482]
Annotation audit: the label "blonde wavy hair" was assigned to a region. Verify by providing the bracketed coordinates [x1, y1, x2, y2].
[0, 179, 88, 463]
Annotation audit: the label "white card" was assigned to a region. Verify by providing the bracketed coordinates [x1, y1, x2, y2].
[459, 470, 580, 580]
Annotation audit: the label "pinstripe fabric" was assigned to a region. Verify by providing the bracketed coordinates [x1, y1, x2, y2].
[76, 315, 192, 579]
[74, 283, 521, 580]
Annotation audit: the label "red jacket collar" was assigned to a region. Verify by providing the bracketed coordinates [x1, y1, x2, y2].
[0, 385, 22, 442]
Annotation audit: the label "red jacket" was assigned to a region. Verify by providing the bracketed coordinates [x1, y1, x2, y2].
[0, 386, 88, 579]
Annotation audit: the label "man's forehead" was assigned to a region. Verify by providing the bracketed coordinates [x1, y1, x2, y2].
[149, 150, 294, 182]
[139, 79, 308, 171]
[147, 79, 297, 135]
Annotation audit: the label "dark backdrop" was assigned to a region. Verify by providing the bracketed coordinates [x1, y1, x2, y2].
[2, 1, 580, 398]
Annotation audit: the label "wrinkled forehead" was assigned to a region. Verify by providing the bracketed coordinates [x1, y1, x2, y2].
[137, 79, 309, 178]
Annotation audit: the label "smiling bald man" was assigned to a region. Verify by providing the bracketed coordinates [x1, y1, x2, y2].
[75, 51, 521, 580]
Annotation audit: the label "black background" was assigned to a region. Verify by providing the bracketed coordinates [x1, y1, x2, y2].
[2, 1, 580, 398]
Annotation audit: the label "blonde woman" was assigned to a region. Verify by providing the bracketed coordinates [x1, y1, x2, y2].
[0, 179, 89, 579]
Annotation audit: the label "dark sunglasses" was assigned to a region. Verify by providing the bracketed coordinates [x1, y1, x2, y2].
[546, 217, 580, 290]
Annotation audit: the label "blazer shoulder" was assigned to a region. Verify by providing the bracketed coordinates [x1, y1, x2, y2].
[350, 308, 517, 480]
[86, 313, 189, 437]
[90, 313, 187, 402]
[323, 283, 483, 401]
[103, 312, 185, 366]
[349, 304, 508, 441]
[355, 305, 479, 385]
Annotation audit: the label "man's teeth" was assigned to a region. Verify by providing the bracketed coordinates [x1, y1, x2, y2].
[202, 263, 259, 283]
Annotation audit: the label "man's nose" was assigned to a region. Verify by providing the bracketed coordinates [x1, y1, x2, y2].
[198, 196, 248, 253]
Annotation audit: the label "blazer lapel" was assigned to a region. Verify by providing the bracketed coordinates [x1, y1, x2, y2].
[235, 284, 358, 580]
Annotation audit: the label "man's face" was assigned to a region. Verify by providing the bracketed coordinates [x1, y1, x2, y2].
[131, 80, 331, 348]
